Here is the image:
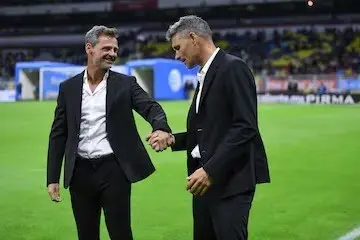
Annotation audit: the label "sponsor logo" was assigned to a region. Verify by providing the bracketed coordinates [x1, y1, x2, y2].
[258, 94, 358, 104]
[168, 69, 182, 92]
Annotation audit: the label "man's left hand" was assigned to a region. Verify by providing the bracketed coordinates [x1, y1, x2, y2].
[186, 168, 212, 196]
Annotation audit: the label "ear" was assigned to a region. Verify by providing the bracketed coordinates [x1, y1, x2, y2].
[189, 32, 197, 45]
[85, 42, 93, 55]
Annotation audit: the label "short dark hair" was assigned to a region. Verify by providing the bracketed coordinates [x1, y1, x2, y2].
[85, 25, 118, 46]
[166, 15, 212, 41]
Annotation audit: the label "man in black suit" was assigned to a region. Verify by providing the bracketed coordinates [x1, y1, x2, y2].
[148, 16, 270, 240]
[47, 25, 172, 240]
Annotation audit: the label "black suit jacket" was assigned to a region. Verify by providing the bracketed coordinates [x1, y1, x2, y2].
[172, 50, 270, 199]
[47, 70, 171, 188]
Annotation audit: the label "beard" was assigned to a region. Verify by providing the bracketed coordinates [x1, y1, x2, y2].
[98, 56, 115, 69]
[100, 61, 112, 69]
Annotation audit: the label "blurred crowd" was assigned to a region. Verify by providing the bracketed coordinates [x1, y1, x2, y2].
[1, 26, 359, 81]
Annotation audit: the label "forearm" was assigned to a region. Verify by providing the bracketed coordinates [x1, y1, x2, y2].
[147, 103, 172, 133]
[171, 132, 188, 151]
[131, 77, 171, 133]
[46, 83, 67, 185]
[47, 138, 66, 185]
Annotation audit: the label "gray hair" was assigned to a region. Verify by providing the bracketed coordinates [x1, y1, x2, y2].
[85, 25, 119, 46]
[166, 15, 212, 41]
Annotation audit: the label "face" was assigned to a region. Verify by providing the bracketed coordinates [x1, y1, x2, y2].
[171, 32, 201, 69]
[86, 34, 118, 70]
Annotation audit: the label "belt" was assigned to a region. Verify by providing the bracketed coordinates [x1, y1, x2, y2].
[75, 153, 116, 169]
[76, 153, 115, 162]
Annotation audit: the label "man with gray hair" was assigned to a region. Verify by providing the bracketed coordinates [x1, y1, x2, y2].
[47, 25, 172, 240]
[148, 15, 270, 240]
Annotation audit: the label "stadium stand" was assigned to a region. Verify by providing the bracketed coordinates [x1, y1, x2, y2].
[1, 26, 359, 81]
[0, 0, 359, 95]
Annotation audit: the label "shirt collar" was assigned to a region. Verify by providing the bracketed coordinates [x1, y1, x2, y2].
[83, 69, 109, 85]
[197, 47, 220, 81]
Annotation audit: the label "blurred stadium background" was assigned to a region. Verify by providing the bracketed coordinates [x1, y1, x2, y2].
[0, 0, 360, 239]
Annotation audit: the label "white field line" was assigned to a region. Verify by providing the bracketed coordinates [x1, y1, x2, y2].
[338, 226, 360, 240]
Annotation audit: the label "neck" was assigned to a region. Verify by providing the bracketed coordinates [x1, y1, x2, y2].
[199, 42, 217, 68]
[86, 64, 106, 84]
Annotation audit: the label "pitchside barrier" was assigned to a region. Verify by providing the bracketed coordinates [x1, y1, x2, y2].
[7, 60, 360, 103]
[257, 93, 360, 104]
[13, 59, 198, 101]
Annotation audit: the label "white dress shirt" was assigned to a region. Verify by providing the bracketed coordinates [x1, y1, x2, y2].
[77, 69, 114, 158]
[191, 47, 220, 159]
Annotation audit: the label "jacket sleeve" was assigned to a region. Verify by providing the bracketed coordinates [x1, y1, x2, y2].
[47, 82, 68, 186]
[203, 60, 259, 183]
[130, 77, 172, 133]
[171, 132, 188, 151]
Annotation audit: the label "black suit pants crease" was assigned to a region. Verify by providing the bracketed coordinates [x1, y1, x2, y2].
[69, 154, 133, 240]
[193, 190, 255, 240]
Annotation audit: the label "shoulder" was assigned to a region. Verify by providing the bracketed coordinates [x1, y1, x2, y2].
[218, 52, 253, 79]
[59, 71, 84, 90]
[109, 70, 137, 85]
[223, 53, 249, 70]
[217, 52, 255, 91]
[109, 70, 132, 80]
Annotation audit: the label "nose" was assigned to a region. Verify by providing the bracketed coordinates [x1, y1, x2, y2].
[108, 48, 117, 57]
[111, 50, 117, 57]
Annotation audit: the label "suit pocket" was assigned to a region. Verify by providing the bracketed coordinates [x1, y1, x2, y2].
[221, 170, 256, 199]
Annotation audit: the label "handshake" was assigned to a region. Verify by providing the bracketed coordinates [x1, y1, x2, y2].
[145, 130, 212, 196]
[145, 130, 175, 152]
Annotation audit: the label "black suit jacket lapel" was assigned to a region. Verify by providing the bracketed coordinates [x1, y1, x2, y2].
[73, 71, 84, 130]
[106, 70, 118, 116]
[198, 50, 225, 111]
[187, 81, 200, 124]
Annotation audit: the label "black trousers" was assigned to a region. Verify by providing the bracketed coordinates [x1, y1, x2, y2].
[69, 154, 132, 240]
[193, 190, 255, 240]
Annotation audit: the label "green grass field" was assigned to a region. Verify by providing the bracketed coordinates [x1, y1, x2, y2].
[0, 101, 359, 240]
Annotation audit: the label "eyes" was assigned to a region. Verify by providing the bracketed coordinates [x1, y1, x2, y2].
[101, 46, 118, 54]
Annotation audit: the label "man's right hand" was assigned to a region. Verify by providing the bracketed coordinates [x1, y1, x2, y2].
[146, 131, 175, 152]
[47, 183, 62, 203]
